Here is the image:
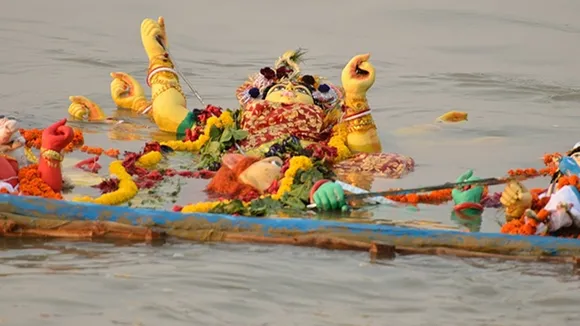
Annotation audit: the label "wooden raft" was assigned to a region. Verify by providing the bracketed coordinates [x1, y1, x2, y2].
[1, 212, 579, 268]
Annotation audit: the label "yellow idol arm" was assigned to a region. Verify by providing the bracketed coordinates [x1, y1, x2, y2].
[141, 17, 194, 134]
[341, 53, 382, 153]
[67, 96, 107, 121]
[110, 72, 152, 115]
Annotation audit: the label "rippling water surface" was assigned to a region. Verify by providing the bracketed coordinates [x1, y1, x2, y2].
[2, 0, 580, 324]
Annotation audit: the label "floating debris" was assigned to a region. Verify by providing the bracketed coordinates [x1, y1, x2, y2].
[436, 111, 468, 123]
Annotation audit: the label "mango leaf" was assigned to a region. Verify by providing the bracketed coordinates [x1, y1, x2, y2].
[206, 141, 222, 155]
[288, 183, 310, 202]
[209, 125, 222, 141]
[211, 199, 247, 215]
[249, 197, 283, 216]
[281, 195, 306, 210]
[232, 129, 249, 141]
[220, 128, 233, 143]
[298, 168, 324, 185]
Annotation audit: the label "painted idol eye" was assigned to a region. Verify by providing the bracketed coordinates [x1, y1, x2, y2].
[271, 160, 282, 167]
[295, 86, 311, 95]
[270, 85, 286, 92]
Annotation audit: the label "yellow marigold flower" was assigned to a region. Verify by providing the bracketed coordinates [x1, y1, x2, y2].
[219, 111, 235, 127]
[73, 160, 139, 206]
[136, 151, 163, 168]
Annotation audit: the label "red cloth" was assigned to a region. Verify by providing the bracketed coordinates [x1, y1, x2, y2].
[0, 156, 18, 187]
[239, 101, 331, 149]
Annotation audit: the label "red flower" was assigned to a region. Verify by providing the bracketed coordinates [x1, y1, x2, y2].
[184, 127, 202, 142]
[280, 159, 291, 174]
[305, 143, 338, 161]
[143, 141, 161, 154]
[172, 205, 183, 212]
[92, 178, 120, 194]
[145, 170, 164, 181]
[122, 152, 148, 177]
[238, 189, 260, 202]
[260, 67, 276, 80]
[195, 105, 223, 125]
[75, 156, 102, 173]
[265, 179, 280, 194]
[205, 104, 223, 117]
[164, 169, 177, 177]
[276, 66, 292, 79]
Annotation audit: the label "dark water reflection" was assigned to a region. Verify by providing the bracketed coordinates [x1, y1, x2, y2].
[2, 0, 580, 324]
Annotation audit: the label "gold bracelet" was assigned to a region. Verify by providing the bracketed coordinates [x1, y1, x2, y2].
[147, 55, 178, 85]
[344, 97, 369, 114]
[133, 97, 152, 113]
[40, 147, 63, 168]
[147, 55, 175, 73]
[151, 83, 186, 104]
[346, 115, 377, 133]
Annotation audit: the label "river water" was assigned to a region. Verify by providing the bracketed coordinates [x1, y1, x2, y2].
[2, 0, 580, 325]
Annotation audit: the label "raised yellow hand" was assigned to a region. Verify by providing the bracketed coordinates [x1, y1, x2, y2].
[157, 17, 168, 48]
[110, 72, 147, 112]
[341, 53, 376, 98]
[141, 17, 168, 61]
[500, 180, 533, 220]
[67, 96, 106, 121]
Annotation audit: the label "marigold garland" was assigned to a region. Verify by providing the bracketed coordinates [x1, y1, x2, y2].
[386, 189, 453, 205]
[18, 164, 63, 200]
[180, 199, 252, 213]
[379, 164, 557, 206]
[181, 200, 227, 213]
[327, 122, 351, 163]
[80, 145, 120, 158]
[160, 111, 235, 152]
[73, 161, 138, 205]
[543, 152, 562, 166]
[272, 156, 313, 200]
[136, 151, 163, 168]
[507, 167, 556, 178]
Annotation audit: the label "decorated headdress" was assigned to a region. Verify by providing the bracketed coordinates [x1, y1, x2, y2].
[235, 49, 344, 111]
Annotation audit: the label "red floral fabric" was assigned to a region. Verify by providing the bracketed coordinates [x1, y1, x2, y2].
[239, 101, 331, 149]
[333, 152, 415, 179]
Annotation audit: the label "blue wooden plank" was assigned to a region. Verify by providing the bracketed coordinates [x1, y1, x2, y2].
[1, 194, 580, 255]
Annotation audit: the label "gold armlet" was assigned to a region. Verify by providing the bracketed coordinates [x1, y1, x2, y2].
[346, 115, 377, 133]
[147, 54, 175, 73]
[40, 147, 63, 168]
[147, 54, 178, 85]
[342, 100, 376, 133]
[344, 96, 369, 115]
[151, 83, 186, 103]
